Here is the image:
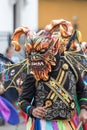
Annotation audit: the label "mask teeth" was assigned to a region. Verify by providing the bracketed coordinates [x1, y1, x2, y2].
[31, 61, 44, 66]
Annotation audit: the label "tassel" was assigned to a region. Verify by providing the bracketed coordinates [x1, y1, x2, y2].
[26, 118, 32, 130]
[57, 120, 65, 130]
[34, 118, 41, 130]
[46, 121, 53, 130]
[72, 113, 79, 127]
[52, 121, 59, 130]
[40, 119, 46, 130]
[30, 119, 34, 130]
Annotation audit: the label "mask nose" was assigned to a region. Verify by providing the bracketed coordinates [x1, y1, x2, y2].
[31, 52, 39, 60]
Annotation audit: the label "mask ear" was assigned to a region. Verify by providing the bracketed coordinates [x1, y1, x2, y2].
[11, 27, 30, 51]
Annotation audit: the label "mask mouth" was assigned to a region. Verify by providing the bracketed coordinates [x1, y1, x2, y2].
[30, 60, 45, 70]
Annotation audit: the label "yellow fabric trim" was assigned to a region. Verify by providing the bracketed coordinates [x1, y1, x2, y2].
[64, 56, 78, 82]
[50, 93, 55, 100]
[58, 70, 65, 84]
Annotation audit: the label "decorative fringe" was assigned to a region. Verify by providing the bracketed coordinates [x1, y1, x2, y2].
[57, 120, 65, 130]
[34, 118, 41, 130]
[75, 95, 83, 130]
[40, 119, 46, 130]
[30, 120, 34, 130]
[46, 121, 53, 130]
[26, 118, 32, 130]
[52, 121, 59, 130]
[26, 113, 83, 130]
[72, 113, 79, 127]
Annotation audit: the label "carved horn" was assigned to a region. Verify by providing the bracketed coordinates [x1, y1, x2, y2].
[12, 27, 30, 51]
[45, 19, 73, 37]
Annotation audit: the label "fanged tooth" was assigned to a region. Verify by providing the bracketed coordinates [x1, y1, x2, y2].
[38, 62, 41, 65]
[32, 61, 44, 66]
[41, 62, 44, 65]
[32, 62, 37, 65]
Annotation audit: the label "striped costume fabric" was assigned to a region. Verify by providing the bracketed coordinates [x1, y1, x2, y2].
[26, 112, 83, 130]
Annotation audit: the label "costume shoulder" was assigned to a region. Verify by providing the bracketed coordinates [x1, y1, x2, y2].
[23, 73, 36, 88]
[59, 56, 79, 83]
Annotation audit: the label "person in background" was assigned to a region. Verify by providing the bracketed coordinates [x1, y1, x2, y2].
[0, 84, 4, 95]
[5, 47, 20, 63]
[0, 74, 5, 126]
[2, 47, 19, 103]
[0, 74, 4, 95]
[0, 47, 20, 126]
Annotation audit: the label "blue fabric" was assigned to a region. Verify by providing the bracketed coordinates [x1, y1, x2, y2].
[34, 118, 41, 130]
[84, 80, 87, 85]
[0, 96, 19, 125]
[0, 113, 4, 120]
[2, 85, 19, 102]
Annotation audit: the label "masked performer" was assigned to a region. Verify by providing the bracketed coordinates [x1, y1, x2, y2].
[12, 19, 87, 130]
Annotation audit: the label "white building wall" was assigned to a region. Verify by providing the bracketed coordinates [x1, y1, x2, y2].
[0, 0, 13, 32]
[14, 0, 38, 59]
[0, 0, 13, 53]
[0, 0, 38, 53]
[16, 0, 38, 31]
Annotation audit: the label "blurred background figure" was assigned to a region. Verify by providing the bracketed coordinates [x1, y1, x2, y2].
[0, 83, 4, 95]
[0, 74, 5, 95]
[0, 74, 5, 126]
[0, 47, 19, 110]
[5, 47, 20, 63]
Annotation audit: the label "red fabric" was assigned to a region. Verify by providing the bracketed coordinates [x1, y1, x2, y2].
[20, 109, 27, 120]
[83, 124, 87, 130]
[30, 120, 34, 130]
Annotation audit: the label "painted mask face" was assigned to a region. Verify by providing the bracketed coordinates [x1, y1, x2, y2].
[24, 33, 58, 80]
[11, 19, 77, 81]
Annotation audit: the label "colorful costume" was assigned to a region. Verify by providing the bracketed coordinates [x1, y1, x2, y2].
[0, 96, 19, 125]
[0, 53, 19, 102]
[11, 19, 87, 130]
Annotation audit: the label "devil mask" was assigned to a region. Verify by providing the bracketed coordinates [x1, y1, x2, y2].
[11, 19, 77, 81]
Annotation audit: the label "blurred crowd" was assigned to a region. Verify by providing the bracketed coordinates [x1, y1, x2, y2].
[0, 46, 26, 127]
[5, 47, 20, 63]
